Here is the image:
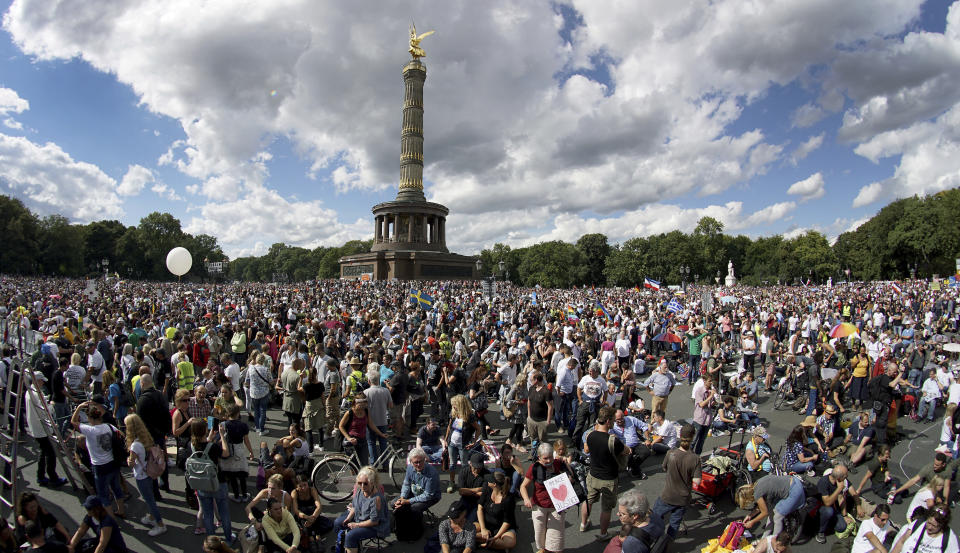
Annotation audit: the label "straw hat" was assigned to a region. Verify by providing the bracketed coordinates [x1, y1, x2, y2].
[801, 415, 817, 427]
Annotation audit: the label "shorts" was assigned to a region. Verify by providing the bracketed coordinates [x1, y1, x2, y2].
[586, 473, 618, 511]
[389, 404, 404, 425]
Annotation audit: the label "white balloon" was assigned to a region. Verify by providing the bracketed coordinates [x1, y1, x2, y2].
[166, 247, 193, 276]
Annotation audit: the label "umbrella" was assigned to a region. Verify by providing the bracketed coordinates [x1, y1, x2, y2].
[677, 325, 690, 332]
[829, 323, 859, 339]
[943, 343, 960, 353]
[652, 332, 683, 343]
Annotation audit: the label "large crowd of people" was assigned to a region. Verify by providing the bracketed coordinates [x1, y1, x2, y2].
[0, 274, 959, 553]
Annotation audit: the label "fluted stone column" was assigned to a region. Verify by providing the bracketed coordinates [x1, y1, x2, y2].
[397, 61, 427, 203]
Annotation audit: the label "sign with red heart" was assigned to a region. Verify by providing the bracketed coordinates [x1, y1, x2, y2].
[543, 472, 579, 512]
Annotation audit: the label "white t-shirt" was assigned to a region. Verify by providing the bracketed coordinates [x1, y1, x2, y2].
[615, 339, 631, 358]
[496, 363, 517, 388]
[578, 375, 605, 401]
[130, 440, 148, 480]
[906, 489, 935, 523]
[948, 382, 960, 405]
[79, 423, 115, 466]
[895, 524, 959, 553]
[224, 362, 241, 391]
[653, 419, 678, 448]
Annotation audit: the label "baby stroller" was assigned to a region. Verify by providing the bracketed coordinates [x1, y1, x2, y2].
[691, 427, 752, 514]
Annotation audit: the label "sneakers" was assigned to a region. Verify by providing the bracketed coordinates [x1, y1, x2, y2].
[230, 495, 244, 503]
[314, 445, 324, 453]
[580, 522, 589, 532]
[713, 430, 728, 437]
[141, 515, 155, 526]
[447, 484, 455, 493]
[815, 532, 826, 544]
[806, 470, 816, 478]
[148, 525, 168, 537]
[46, 477, 68, 488]
[597, 532, 613, 541]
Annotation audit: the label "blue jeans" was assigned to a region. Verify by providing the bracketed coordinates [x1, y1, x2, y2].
[652, 497, 687, 538]
[739, 413, 760, 427]
[688, 355, 700, 384]
[918, 398, 937, 420]
[788, 461, 813, 473]
[509, 471, 522, 495]
[135, 477, 163, 524]
[334, 512, 379, 548]
[54, 401, 71, 435]
[92, 462, 124, 508]
[819, 504, 847, 534]
[774, 477, 806, 516]
[692, 422, 709, 455]
[556, 393, 577, 431]
[368, 426, 388, 466]
[252, 395, 270, 432]
[422, 444, 444, 464]
[805, 388, 818, 416]
[197, 482, 232, 540]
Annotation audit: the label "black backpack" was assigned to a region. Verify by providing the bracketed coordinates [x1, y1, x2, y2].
[393, 505, 424, 542]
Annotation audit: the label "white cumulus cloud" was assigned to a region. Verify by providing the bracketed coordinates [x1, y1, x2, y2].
[117, 164, 154, 196]
[0, 133, 121, 220]
[787, 172, 825, 201]
[790, 133, 825, 165]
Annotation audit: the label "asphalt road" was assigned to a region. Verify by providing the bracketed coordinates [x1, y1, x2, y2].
[8, 385, 956, 553]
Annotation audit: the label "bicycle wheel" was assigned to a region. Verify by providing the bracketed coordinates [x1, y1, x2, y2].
[729, 468, 752, 508]
[311, 456, 358, 502]
[387, 454, 406, 490]
[774, 388, 787, 410]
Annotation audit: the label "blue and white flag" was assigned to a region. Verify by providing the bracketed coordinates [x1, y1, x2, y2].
[666, 298, 684, 314]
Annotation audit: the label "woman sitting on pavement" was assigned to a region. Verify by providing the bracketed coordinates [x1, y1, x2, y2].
[744, 426, 773, 478]
[261, 423, 309, 489]
[291, 474, 330, 538]
[333, 466, 390, 553]
[439, 500, 476, 553]
[474, 470, 518, 551]
[782, 425, 818, 476]
[14, 492, 70, 546]
[261, 497, 305, 553]
[246, 474, 296, 533]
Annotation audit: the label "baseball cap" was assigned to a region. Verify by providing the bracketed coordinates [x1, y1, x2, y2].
[82, 495, 103, 510]
[468, 452, 485, 469]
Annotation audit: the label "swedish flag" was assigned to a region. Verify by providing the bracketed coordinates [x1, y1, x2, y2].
[410, 288, 434, 308]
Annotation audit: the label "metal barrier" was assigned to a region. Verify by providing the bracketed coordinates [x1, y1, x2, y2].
[0, 319, 42, 357]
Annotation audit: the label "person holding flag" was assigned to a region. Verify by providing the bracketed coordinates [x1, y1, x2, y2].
[644, 278, 661, 291]
[410, 288, 434, 309]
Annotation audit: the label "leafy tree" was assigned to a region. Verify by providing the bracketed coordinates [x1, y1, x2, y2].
[576, 233, 610, 285]
[0, 195, 39, 274]
[517, 241, 586, 288]
[37, 215, 86, 276]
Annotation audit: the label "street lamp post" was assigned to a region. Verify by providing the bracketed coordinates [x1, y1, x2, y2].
[498, 260, 506, 282]
[679, 265, 690, 292]
[694, 273, 699, 285]
[909, 262, 917, 280]
[845, 268, 851, 282]
[100, 258, 109, 279]
[715, 270, 721, 285]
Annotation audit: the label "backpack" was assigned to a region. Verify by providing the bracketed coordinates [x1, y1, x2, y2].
[109, 425, 128, 465]
[144, 443, 165, 479]
[185, 442, 220, 493]
[393, 505, 425, 542]
[119, 368, 136, 408]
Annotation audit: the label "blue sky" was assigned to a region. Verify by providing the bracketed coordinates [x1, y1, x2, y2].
[1, 0, 958, 258]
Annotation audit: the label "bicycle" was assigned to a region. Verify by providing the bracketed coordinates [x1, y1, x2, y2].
[773, 364, 807, 410]
[311, 439, 407, 502]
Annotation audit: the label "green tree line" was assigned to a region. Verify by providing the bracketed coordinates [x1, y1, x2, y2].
[1, 190, 958, 284]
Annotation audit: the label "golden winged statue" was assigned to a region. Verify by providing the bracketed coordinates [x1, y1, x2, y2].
[408, 23, 434, 60]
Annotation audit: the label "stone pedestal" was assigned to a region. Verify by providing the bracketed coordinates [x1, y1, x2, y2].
[725, 275, 738, 287]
